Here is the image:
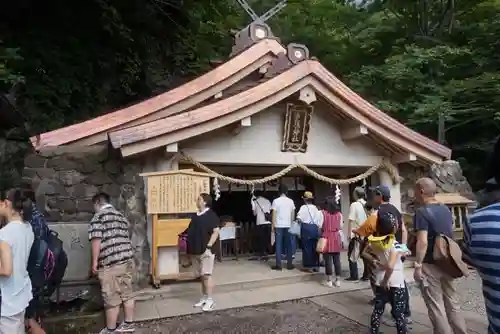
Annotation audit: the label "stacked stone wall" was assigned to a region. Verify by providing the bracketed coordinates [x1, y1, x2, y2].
[23, 146, 150, 285]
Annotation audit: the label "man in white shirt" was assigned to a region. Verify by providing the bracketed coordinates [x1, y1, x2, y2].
[271, 184, 296, 270]
[251, 192, 272, 260]
[346, 187, 367, 281]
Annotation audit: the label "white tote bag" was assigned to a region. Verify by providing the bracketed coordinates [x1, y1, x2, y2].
[289, 220, 301, 237]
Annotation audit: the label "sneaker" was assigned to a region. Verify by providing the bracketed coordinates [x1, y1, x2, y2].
[323, 280, 334, 288]
[193, 298, 206, 308]
[405, 317, 413, 325]
[116, 322, 135, 332]
[334, 280, 340, 287]
[98, 328, 117, 334]
[271, 265, 283, 271]
[202, 299, 215, 311]
[286, 264, 296, 270]
[345, 277, 358, 282]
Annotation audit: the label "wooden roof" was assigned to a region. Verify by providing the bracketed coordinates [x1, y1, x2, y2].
[30, 38, 451, 165]
[108, 59, 451, 163]
[30, 39, 285, 149]
[435, 193, 475, 205]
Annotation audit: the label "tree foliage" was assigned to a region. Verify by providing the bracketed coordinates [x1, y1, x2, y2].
[1, 0, 499, 187]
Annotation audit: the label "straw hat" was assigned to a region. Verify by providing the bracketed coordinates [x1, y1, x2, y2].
[302, 191, 314, 199]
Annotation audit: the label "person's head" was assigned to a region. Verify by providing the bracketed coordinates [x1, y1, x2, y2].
[196, 193, 212, 211]
[278, 184, 288, 196]
[324, 196, 341, 214]
[414, 177, 437, 204]
[0, 188, 33, 221]
[373, 185, 391, 205]
[92, 192, 111, 212]
[365, 202, 377, 214]
[376, 211, 398, 237]
[302, 191, 314, 204]
[352, 187, 365, 201]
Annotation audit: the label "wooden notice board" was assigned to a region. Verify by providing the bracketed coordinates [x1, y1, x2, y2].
[139, 169, 213, 287]
[141, 169, 211, 214]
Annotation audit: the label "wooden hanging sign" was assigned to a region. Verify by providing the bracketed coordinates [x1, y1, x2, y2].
[139, 169, 212, 214]
[282, 103, 313, 153]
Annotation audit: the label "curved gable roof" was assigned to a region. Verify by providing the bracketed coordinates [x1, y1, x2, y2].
[109, 60, 451, 163]
[30, 39, 285, 149]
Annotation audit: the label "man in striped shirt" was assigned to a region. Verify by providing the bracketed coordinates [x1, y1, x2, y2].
[89, 192, 136, 334]
[464, 178, 500, 334]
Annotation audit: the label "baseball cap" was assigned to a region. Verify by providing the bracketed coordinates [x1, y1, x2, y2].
[374, 185, 391, 199]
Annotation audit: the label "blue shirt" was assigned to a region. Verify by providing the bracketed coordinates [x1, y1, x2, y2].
[413, 204, 453, 263]
[465, 202, 500, 334]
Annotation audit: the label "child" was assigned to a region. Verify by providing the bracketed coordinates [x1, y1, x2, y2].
[368, 211, 409, 334]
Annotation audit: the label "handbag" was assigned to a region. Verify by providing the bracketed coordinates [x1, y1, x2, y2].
[289, 221, 301, 237]
[316, 237, 327, 253]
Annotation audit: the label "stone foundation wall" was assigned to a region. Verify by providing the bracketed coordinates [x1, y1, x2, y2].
[23, 146, 150, 286]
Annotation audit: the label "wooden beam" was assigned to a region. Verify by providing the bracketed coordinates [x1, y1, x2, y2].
[392, 153, 417, 164]
[240, 116, 252, 127]
[341, 124, 368, 140]
[166, 142, 178, 153]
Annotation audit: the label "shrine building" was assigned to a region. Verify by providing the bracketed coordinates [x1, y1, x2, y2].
[27, 23, 451, 284]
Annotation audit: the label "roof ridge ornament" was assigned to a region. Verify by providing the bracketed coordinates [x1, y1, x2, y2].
[231, 1, 288, 57]
[264, 43, 310, 78]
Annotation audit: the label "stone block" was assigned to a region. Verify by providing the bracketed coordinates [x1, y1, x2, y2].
[22, 167, 39, 180]
[58, 170, 86, 186]
[33, 167, 57, 179]
[102, 183, 121, 197]
[46, 156, 81, 171]
[76, 199, 94, 213]
[48, 223, 92, 281]
[24, 154, 47, 168]
[68, 183, 98, 198]
[48, 197, 77, 214]
[85, 171, 113, 186]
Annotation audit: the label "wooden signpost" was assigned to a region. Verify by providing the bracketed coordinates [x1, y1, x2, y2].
[139, 169, 212, 288]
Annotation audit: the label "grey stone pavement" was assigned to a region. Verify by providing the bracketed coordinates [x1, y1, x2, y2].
[50, 270, 488, 334]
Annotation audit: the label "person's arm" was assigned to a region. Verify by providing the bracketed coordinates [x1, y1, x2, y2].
[400, 213, 408, 245]
[0, 241, 13, 276]
[271, 200, 277, 229]
[296, 205, 305, 223]
[290, 201, 296, 224]
[251, 198, 257, 216]
[462, 215, 474, 266]
[353, 214, 377, 237]
[317, 210, 324, 229]
[414, 210, 429, 265]
[88, 216, 104, 273]
[207, 214, 221, 249]
[381, 249, 399, 287]
[347, 202, 357, 238]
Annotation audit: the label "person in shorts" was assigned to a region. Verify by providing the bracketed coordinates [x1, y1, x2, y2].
[185, 193, 221, 311]
[89, 192, 135, 334]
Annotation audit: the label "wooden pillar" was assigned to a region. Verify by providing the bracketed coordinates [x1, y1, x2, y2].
[340, 184, 351, 238]
[377, 168, 401, 211]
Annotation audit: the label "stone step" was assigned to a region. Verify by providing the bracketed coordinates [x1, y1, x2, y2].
[136, 270, 326, 302]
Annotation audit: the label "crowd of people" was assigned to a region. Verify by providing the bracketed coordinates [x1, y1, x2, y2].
[180, 177, 484, 334]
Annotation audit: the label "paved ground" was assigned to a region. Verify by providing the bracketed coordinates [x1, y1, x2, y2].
[48, 271, 487, 334]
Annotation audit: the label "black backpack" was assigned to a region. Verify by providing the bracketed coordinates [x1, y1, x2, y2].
[28, 230, 67, 298]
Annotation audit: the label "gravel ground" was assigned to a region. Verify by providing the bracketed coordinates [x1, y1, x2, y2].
[409, 270, 485, 316]
[49, 299, 367, 334]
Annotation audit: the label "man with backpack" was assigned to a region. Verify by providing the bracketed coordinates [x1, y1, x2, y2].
[413, 177, 468, 334]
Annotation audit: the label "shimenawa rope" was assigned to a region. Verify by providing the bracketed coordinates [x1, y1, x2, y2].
[180, 153, 402, 185]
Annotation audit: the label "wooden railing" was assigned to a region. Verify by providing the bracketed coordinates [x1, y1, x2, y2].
[218, 221, 258, 258]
